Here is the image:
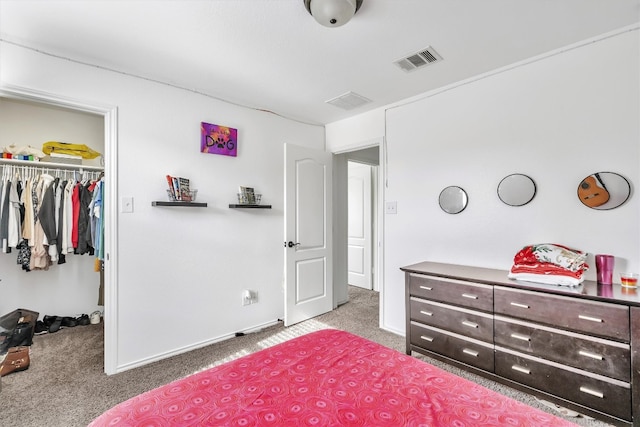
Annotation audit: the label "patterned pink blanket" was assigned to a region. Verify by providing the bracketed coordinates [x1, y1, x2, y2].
[89, 329, 576, 426]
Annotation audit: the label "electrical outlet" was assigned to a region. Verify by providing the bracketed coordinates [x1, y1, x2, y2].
[385, 201, 397, 214]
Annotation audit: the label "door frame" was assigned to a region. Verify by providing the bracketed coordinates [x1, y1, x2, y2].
[0, 83, 119, 375]
[332, 137, 385, 328]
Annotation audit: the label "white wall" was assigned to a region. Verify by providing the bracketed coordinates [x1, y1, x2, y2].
[1, 42, 324, 371]
[328, 29, 640, 335]
[0, 98, 105, 317]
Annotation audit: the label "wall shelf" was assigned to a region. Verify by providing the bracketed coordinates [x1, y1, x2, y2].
[229, 204, 271, 209]
[0, 157, 104, 171]
[152, 201, 208, 207]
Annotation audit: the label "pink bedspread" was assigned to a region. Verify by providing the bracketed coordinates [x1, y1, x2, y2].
[89, 329, 577, 426]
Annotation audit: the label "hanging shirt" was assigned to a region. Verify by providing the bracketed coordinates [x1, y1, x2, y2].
[21, 178, 34, 242]
[0, 179, 10, 252]
[8, 177, 22, 248]
[71, 182, 80, 249]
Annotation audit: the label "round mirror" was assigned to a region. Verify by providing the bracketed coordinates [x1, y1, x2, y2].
[577, 172, 631, 210]
[439, 186, 468, 214]
[497, 174, 536, 206]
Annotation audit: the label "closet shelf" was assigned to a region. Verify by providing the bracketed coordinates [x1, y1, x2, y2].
[0, 158, 104, 171]
[152, 201, 208, 207]
[229, 204, 272, 209]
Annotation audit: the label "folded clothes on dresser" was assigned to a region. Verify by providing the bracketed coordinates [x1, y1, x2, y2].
[508, 243, 589, 287]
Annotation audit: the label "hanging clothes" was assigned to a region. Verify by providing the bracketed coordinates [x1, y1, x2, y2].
[56, 179, 67, 265]
[71, 181, 80, 250]
[8, 176, 22, 248]
[77, 181, 94, 255]
[0, 162, 104, 274]
[30, 173, 55, 270]
[0, 178, 10, 252]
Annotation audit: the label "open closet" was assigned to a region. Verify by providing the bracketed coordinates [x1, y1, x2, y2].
[0, 96, 106, 327]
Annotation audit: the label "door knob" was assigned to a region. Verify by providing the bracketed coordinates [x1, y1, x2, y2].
[286, 241, 301, 248]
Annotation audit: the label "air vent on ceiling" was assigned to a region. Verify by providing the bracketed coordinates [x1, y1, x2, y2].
[325, 91, 372, 110]
[394, 46, 442, 73]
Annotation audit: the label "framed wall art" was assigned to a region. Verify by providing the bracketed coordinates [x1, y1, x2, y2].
[201, 122, 237, 157]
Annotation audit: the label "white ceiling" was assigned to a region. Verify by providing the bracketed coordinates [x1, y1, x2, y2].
[1, 0, 638, 125]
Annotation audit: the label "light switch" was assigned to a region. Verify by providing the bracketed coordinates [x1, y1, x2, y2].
[121, 197, 134, 213]
[386, 201, 397, 214]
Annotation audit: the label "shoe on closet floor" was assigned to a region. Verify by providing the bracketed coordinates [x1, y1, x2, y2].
[90, 311, 101, 325]
[0, 346, 30, 377]
[61, 317, 77, 328]
[76, 314, 90, 326]
[34, 320, 48, 335]
[44, 316, 62, 333]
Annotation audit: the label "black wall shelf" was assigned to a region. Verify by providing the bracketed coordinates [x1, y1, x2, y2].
[229, 204, 271, 209]
[152, 201, 208, 207]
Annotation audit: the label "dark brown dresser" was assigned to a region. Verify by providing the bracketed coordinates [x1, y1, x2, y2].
[401, 261, 640, 426]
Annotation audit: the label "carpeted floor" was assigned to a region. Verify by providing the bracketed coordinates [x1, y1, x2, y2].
[1, 286, 614, 426]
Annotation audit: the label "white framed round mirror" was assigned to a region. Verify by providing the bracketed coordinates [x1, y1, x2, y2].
[497, 174, 536, 206]
[577, 172, 631, 210]
[439, 186, 468, 214]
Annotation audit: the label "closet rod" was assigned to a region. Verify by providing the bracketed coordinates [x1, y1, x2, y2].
[0, 158, 104, 172]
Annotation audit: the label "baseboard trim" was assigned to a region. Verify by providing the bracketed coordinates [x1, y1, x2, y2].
[113, 319, 282, 374]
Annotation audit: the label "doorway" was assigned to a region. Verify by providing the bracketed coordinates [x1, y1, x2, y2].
[0, 84, 118, 374]
[333, 143, 382, 313]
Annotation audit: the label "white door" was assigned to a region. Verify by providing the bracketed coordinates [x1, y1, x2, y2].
[284, 143, 333, 326]
[348, 162, 372, 289]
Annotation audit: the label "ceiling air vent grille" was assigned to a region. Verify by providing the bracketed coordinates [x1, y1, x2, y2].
[394, 46, 442, 73]
[326, 91, 372, 110]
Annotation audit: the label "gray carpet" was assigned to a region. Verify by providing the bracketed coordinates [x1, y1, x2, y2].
[0, 286, 613, 426]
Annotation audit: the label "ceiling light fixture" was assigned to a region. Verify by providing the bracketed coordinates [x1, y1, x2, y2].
[304, 0, 364, 27]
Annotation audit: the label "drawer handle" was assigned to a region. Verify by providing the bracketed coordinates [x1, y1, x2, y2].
[419, 286, 433, 291]
[462, 348, 479, 357]
[420, 335, 434, 342]
[510, 333, 531, 342]
[578, 350, 604, 361]
[462, 321, 479, 328]
[578, 314, 603, 323]
[510, 302, 530, 309]
[419, 310, 433, 317]
[511, 365, 531, 375]
[462, 293, 478, 300]
[579, 386, 604, 399]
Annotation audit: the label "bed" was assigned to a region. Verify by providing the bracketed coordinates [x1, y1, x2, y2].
[89, 329, 577, 426]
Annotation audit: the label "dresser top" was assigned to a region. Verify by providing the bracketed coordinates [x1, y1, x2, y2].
[401, 261, 640, 307]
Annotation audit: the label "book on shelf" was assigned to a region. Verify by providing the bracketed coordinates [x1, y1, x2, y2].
[166, 175, 176, 200]
[172, 177, 181, 200]
[239, 186, 256, 204]
[166, 175, 192, 201]
[179, 177, 191, 201]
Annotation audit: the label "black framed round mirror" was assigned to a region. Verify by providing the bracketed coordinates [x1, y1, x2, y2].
[577, 172, 630, 210]
[439, 186, 468, 214]
[497, 174, 536, 206]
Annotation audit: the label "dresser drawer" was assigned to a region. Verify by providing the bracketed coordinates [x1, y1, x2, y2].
[409, 273, 493, 312]
[410, 297, 494, 342]
[494, 286, 629, 341]
[410, 321, 494, 372]
[495, 347, 631, 421]
[495, 316, 630, 382]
